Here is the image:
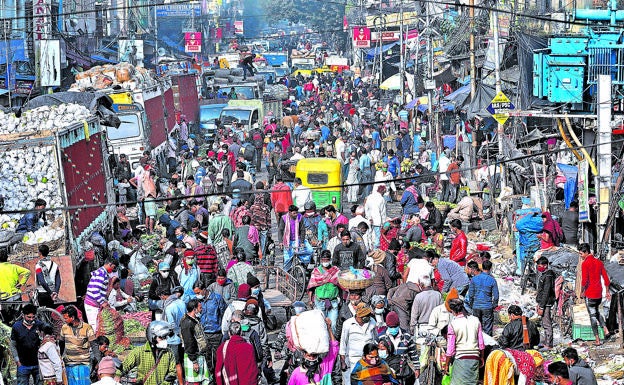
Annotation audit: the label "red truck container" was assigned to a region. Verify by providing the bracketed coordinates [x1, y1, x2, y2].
[171, 73, 199, 125]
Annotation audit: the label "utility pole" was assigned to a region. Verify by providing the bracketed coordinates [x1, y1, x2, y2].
[399, 0, 404, 103]
[492, 8, 505, 189]
[597, 74, 612, 245]
[469, 0, 476, 147]
[154, 1, 159, 68]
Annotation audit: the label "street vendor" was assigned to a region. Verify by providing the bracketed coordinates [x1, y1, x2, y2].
[15, 198, 47, 233]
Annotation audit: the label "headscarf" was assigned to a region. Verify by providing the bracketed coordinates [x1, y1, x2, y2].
[542, 212, 564, 246]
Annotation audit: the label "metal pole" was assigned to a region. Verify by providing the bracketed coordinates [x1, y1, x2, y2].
[469, 0, 476, 151]
[492, 7, 505, 189]
[399, 0, 404, 104]
[154, 1, 159, 68]
[426, 6, 434, 154]
[597, 74, 612, 244]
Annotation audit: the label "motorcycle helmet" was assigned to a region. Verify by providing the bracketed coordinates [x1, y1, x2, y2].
[146, 320, 173, 345]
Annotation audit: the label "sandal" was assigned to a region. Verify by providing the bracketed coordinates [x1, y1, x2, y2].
[594, 341, 602, 346]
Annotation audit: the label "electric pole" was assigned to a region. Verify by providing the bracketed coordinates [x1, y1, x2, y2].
[492, 7, 505, 189]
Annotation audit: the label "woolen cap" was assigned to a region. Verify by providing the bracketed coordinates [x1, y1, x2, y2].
[385, 311, 400, 327]
[98, 356, 117, 375]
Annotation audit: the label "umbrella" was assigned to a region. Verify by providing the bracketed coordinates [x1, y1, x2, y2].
[380, 74, 401, 90]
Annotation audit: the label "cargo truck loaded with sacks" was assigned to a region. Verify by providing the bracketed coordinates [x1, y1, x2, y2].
[0, 102, 115, 261]
[72, 63, 177, 170]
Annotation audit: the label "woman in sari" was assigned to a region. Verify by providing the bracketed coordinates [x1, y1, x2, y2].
[379, 218, 401, 251]
[351, 342, 399, 385]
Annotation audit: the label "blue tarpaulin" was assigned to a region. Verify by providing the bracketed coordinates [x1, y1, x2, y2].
[557, 163, 578, 209]
[366, 43, 399, 60]
[0, 40, 27, 64]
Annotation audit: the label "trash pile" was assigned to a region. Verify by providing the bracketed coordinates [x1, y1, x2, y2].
[70, 62, 158, 92]
[0, 103, 90, 135]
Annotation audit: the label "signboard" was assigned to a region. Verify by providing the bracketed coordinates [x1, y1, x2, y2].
[486, 91, 514, 125]
[156, 4, 201, 17]
[118, 39, 144, 67]
[37, 40, 61, 87]
[33, 0, 51, 40]
[366, 12, 418, 28]
[234, 20, 243, 35]
[185, 32, 202, 53]
[371, 31, 400, 42]
[353, 26, 371, 48]
[578, 160, 590, 222]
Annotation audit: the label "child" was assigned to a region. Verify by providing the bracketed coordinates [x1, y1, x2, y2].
[117, 178, 130, 204]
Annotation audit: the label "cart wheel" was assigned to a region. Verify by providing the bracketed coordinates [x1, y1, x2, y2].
[291, 265, 307, 301]
[37, 307, 65, 338]
[558, 299, 574, 337]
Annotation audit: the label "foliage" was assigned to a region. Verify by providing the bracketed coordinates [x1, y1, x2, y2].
[259, 0, 347, 30]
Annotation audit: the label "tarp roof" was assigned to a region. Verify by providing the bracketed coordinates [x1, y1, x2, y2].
[466, 83, 496, 119]
[366, 43, 400, 60]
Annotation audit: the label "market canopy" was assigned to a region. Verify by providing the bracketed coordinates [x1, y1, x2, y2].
[366, 43, 400, 60]
[380, 73, 401, 90]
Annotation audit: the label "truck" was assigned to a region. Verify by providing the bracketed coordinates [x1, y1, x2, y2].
[199, 102, 228, 143]
[170, 73, 200, 125]
[262, 52, 289, 67]
[104, 78, 177, 170]
[0, 113, 115, 259]
[291, 56, 316, 76]
[219, 98, 283, 137]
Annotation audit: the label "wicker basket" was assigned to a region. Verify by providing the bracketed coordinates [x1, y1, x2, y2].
[338, 270, 376, 290]
[15, 236, 65, 254]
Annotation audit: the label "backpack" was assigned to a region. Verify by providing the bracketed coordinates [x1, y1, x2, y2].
[303, 215, 321, 247]
[252, 131, 264, 148]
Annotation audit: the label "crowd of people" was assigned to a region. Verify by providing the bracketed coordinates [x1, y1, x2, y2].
[1, 68, 611, 385]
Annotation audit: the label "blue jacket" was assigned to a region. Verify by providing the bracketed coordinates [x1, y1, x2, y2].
[400, 189, 420, 215]
[466, 272, 499, 310]
[384, 155, 401, 178]
[16, 212, 43, 233]
[200, 291, 227, 333]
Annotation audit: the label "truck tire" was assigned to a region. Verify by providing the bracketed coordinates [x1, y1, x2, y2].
[230, 68, 243, 77]
[214, 69, 231, 78]
[252, 75, 265, 83]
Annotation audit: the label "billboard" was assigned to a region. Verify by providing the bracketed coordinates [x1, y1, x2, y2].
[353, 26, 371, 48]
[185, 32, 202, 53]
[37, 40, 61, 87]
[33, 0, 51, 40]
[118, 39, 144, 67]
[234, 20, 244, 35]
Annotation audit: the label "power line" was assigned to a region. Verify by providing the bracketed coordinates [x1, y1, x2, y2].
[4, 135, 623, 217]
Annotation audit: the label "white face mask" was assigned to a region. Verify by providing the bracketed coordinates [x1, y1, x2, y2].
[196, 294, 205, 300]
[379, 350, 388, 359]
[321, 261, 331, 267]
[160, 271, 170, 278]
[156, 339, 168, 349]
[375, 308, 385, 315]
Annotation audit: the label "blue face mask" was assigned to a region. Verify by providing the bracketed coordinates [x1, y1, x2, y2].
[387, 327, 400, 336]
[176, 235, 184, 241]
[251, 288, 261, 296]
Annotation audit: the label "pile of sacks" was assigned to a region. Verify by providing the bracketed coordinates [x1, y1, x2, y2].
[71, 62, 159, 92]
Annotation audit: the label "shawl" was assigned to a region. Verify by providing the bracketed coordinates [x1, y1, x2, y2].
[351, 359, 398, 385]
[405, 185, 419, 199]
[307, 265, 340, 290]
[484, 349, 514, 385]
[282, 213, 301, 247]
[506, 349, 538, 383]
[541, 212, 564, 246]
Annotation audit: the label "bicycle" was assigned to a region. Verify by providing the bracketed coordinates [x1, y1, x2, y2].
[0, 285, 65, 338]
[553, 271, 577, 338]
[417, 331, 446, 385]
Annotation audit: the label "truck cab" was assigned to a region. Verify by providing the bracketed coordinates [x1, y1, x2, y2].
[104, 92, 149, 169]
[199, 102, 228, 143]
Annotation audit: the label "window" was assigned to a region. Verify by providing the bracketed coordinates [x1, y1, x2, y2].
[307, 173, 328, 184]
[106, 114, 141, 140]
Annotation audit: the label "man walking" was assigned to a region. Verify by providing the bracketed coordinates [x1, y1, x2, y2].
[465, 260, 498, 336]
[444, 299, 484, 385]
[536, 256, 556, 349]
[84, 258, 118, 328]
[11, 304, 43, 385]
[60, 305, 96, 385]
[579, 243, 612, 345]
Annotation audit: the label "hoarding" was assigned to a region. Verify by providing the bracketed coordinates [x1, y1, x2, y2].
[37, 40, 61, 87]
[353, 26, 371, 48]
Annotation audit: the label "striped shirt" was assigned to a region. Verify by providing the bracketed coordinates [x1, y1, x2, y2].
[84, 267, 109, 307]
[60, 321, 95, 365]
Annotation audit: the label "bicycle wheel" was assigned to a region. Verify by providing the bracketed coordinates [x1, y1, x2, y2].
[37, 307, 65, 338]
[420, 360, 437, 385]
[291, 265, 307, 301]
[558, 299, 574, 337]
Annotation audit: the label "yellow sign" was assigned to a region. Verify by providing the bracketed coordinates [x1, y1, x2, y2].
[492, 114, 509, 125]
[492, 91, 510, 103]
[366, 12, 419, 28]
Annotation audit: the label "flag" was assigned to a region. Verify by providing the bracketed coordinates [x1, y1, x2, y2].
[343, 15, 348, 31]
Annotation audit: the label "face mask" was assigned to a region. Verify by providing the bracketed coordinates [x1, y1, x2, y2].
[387, 326, 400, 336]
[105, 266, 114, 273]
[241, 324, 251, 332]
[217, 278, 227, 286]
[23, 319, 35, 326]
[382, 168, 387, 172]
[303, 358, 320, 371]
[350, 299, 361, 306]
[160, 271, 170, 278]
[379, 350, 388, 359]
[374, 308, 385, 315]
[196, 294, 205, 300]
[186, 258, 195, 266]
[321, 261, 331, 268]
[176, 235, 184, 241]
[361, 316, 371, 323]
[156, 340, 168, 349]
[537, 265, 547, 273]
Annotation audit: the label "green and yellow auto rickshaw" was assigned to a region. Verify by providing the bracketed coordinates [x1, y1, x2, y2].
[295, 157, 343, 210]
